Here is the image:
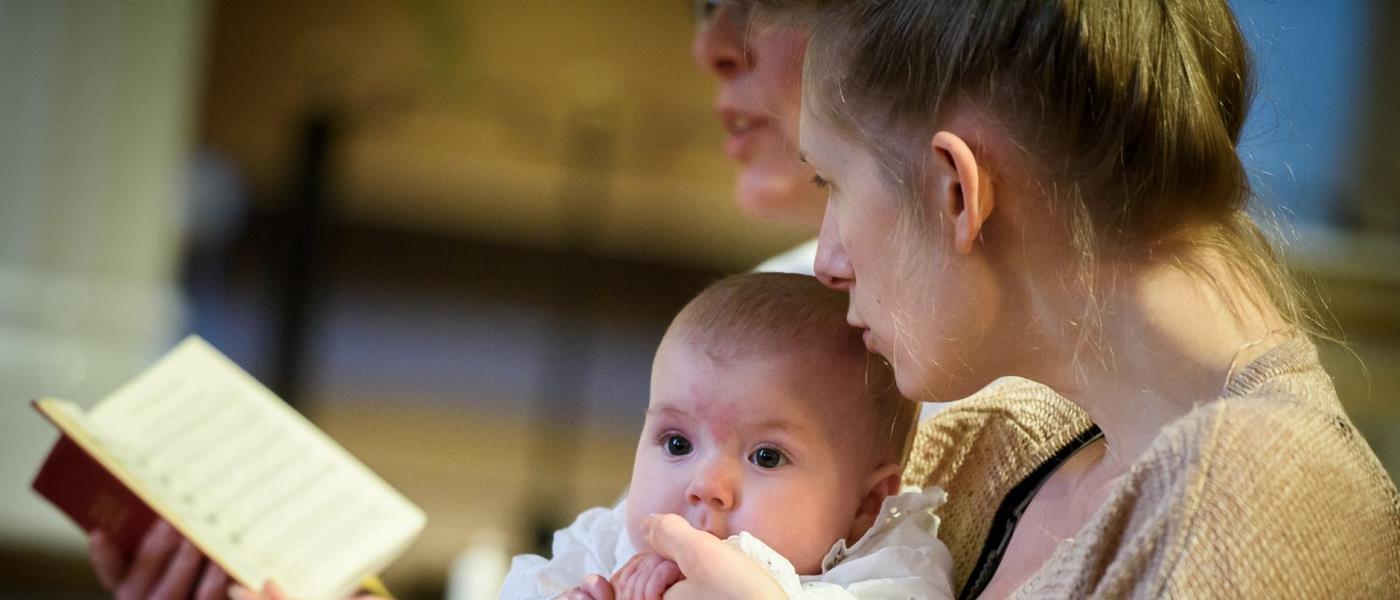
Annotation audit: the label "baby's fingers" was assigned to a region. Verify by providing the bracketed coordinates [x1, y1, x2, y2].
[641, 558, 682, 600]
[582, 574, 616, 600]
[627, 555, 666, 600]
[560, 575, 614, 600]
[643, 514, 784, 600]
[642, 514, 715, 579]
[622, 555, 656, 600]
[613, 553, 678, 600]
[610, 553, 647, 597]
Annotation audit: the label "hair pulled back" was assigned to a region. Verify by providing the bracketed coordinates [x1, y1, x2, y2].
[761, 0, 1311, 330]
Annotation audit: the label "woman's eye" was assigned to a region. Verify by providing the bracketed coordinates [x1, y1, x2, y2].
[749, 447, 787, 469]
[810, 174, 829, 189]
[664, 435, 693, 457]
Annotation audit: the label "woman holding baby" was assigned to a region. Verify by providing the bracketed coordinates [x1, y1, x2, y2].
[89, 0, 1400, 598]
[647, 0, 1400, 598]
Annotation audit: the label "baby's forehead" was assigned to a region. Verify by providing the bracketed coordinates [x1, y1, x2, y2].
[660, 343, 876, 432]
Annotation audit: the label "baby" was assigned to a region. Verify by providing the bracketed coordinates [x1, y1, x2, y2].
[499, 273, 953, 599]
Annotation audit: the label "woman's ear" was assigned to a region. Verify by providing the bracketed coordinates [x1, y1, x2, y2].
[847, 463, 903, 542]
[930, 131, 994, 255]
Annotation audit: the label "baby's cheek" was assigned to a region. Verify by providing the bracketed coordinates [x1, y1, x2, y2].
[625, 457, 675, 553]
[625, 522, 650, 553]
[743, 500, 844, 575]
[623, 502, 653, 553]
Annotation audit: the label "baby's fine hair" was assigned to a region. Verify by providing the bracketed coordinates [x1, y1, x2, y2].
[668, 272, 918, 467]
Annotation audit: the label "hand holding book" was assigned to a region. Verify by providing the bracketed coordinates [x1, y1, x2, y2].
[32, 337, 425, 600]
[89, 519, 390, 600]
[89, 520, 229, 600]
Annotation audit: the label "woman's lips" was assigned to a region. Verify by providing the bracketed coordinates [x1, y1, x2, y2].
[725, 130, 753, 162]
[721, 111, 766, 162]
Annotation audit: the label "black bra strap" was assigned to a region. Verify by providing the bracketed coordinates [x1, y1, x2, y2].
[958, 424, 1103, 599]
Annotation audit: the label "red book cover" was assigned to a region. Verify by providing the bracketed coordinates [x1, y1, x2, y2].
[31, 423, 158, 560]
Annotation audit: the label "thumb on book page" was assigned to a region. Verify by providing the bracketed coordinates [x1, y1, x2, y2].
[228, 580, 389, 600]
[228, 580, 290, 600]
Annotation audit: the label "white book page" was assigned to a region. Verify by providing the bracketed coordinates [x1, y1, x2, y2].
[87, 337, 425, 600]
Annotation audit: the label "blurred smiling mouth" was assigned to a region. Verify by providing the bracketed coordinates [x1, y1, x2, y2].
[727, 115, 755, 135]
[721, 111, 766, 161]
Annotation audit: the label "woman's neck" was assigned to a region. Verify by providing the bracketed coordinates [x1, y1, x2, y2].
[1032, 256, 1291, 474]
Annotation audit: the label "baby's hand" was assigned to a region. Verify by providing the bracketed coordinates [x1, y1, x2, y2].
[642, 514, 785, 600]
[610, 552, 684, 600]
[558, 574, 616, 600]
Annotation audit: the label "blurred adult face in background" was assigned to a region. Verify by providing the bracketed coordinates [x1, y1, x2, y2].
[692, 0, 826, 230]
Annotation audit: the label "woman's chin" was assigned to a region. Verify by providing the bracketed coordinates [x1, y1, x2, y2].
[734, 168, 823, 230]
[900, 369, 989, 403]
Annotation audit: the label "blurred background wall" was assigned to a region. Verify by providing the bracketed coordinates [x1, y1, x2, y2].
[0, 1, 1396, 599]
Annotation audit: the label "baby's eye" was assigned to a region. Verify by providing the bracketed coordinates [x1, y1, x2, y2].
[749, 446, 787, 469]
[663, 434, 693, 457]
[810, 174, 829, 189]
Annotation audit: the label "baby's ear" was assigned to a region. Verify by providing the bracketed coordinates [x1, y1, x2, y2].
[848, 463, 903, 541]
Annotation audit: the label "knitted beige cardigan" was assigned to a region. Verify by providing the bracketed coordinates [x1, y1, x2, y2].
[903, 338, 1400, 598]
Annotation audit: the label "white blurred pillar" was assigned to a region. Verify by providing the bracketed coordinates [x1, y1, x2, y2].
[0, 0, 207, 552]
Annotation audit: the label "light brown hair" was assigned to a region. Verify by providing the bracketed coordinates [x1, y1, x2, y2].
[668, 272, 918, 466]
[759, 0, 1316, 339]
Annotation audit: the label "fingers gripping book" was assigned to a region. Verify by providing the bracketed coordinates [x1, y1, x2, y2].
[30, 336, 425, 600]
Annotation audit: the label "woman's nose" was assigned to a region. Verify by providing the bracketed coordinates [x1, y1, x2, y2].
[691, 2, 747, 79]
[815, 203, 854, 290]
[685, 458, 737, 511]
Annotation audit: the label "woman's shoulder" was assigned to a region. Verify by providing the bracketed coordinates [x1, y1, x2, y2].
[1149, 337, 1386, 484]
[1019, 398, 1399, 597]
[914, 377, 1089, 447]
[1147, 379, 1394, 503]
[903, 377, 1093, 591]
[1122, 341, 1400, 596]
[905, 376, 1090, 490]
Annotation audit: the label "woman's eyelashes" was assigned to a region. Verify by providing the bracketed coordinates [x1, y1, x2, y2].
[810, 173, 829, 189]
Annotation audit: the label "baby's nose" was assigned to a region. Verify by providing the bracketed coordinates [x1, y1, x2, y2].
[685, 459, 738, 511]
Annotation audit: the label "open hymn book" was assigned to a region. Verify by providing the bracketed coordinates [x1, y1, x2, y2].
[31, 336, 426, 600]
